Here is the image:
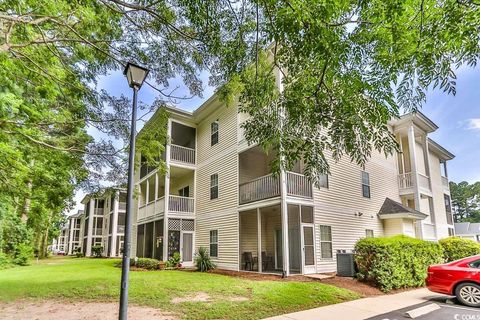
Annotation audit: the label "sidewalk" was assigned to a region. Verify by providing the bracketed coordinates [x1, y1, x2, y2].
[265, 288, 444, 320]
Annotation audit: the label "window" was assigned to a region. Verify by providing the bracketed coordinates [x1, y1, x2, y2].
[362, 171, 371, 198]
[211, 121, 219, 146]
[319, 174, 329, 189]
[444, 194, 453, 224]
[319, 225, 333, 259]
[210, 174, 218, 200]
[178, 186, 190, 197]
[448, 228, 455, 237]
[209, 230, 218, 257]
[470, 260, 480, 269]
[366, 229, 374, 238]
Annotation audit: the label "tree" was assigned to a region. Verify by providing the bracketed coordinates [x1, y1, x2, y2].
[450, 181, 480, 222]
[1, 1, 479, 256]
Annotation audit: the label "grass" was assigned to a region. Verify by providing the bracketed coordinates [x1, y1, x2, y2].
[0, 257, 360, 319]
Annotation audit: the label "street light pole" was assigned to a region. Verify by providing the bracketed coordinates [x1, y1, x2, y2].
[119, 86, 137, 320]
[119, 62, 149, 320]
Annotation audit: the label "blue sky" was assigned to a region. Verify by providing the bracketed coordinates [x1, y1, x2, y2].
[69, 65, 480, 214]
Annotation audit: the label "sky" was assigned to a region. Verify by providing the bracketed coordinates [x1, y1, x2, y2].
[69, 65, 480, 215]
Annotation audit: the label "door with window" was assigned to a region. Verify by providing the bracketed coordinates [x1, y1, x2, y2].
[181, 231, 194, 267]
[300, 206, 316, 274]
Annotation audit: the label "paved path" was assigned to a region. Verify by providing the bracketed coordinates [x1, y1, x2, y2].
[265, 288, 445, 320]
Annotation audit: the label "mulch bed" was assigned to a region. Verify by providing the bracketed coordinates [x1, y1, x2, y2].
[208, 269, 417, 297]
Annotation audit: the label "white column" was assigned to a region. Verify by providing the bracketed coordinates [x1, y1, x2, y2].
[407, 125, 423, 239]
[68, 218, 74, 255]
[86, 199, 95, 256]
[275, 67, 290, 276]
[163, 119, 172, 260]
[111, 191, 120, 257]
[422, 135, 431, 189]
[257, 208, 262, 272]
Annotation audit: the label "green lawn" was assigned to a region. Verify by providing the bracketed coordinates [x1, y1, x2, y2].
[0, 257, 360, 319]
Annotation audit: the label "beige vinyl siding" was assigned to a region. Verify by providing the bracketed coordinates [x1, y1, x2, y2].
[196, 209, 239, 270]
[195, 100, 240, 269]
[383, 219, 403, 237]
[313, 150, 400, 272]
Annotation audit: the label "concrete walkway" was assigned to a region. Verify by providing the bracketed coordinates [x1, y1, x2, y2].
[265, 288, 445, 320]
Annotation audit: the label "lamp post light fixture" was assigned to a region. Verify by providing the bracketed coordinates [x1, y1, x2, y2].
[119, 62, 149, 320]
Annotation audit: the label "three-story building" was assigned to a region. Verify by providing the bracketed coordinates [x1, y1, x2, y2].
[131, 78, 454, 276]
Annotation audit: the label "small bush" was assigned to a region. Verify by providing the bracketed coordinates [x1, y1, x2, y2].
[136, 258, 160, 270]
[194, 247, 215, 272]
[13, 244, 34, 266]
[166, 252, 181, 268]
[0, 252, 11, 269]
[74, 247, 84, 258]
[91, 245, 103, 258]
[439, 237, 480, 262]
[355, 235, 443, 292]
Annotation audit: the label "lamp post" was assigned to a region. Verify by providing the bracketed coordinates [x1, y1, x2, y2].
[119, 62, 149, 320]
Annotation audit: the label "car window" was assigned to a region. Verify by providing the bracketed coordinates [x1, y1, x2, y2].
[469, 260, 480, 269]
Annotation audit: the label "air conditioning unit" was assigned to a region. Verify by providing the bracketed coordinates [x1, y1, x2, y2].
[336, 252, 356, 277]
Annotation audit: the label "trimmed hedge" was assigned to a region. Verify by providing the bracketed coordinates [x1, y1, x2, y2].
[355, 235, 443, 292]
[114, 258, 159, 270]
[439, 237, 480, 262]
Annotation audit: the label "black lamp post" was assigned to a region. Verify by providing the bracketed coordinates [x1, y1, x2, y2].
[119, 62, 149, 320]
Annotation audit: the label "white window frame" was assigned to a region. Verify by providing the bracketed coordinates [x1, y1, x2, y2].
[319, 173, 329, 189]
[361, 171, 371, 198]
[209, 230, 218, 257]
[178, 186, 190, 197]
[211, 120, 219, 146]
[319, 225, 333, 259]
[366, 229, 374, 238]
[210, 173, 219, 200]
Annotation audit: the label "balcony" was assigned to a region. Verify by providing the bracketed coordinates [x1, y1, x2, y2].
[170, 144, 195, 165]
[397, 172, 431, 193]
[168, 195, 194, 213]
[239, 171, 313, 205]
[138, 197, 165, 221]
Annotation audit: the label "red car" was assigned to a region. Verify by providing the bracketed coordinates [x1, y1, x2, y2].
[427, 255, 480, 307]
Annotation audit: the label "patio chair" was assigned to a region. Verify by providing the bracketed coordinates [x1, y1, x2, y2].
[262, 251, 274, 271]
[243, 252, 256, 271]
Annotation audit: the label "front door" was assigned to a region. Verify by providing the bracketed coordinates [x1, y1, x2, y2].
[181, 231, 194, 267]
[301, 225, 316, 274]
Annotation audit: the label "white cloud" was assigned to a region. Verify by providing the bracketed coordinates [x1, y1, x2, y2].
[467, 118, 480, 130]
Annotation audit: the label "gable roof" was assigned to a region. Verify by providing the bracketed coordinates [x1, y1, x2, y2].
[378, 198, 428, 220]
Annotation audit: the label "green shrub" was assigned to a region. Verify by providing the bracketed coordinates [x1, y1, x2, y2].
[13, 244, 34, 266]
[136, 258, 159, 270]
[74, 247, 84, 258]
[0, 252, 11, 269]
[166, 252, 181, 268]
[194, 247, 216, 272]
[439, 237, 480, 262]
[355, 235, 443, 292]
[91, 245, 103, 258]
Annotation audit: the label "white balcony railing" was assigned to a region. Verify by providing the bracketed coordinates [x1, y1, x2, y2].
[418, 173, 430, 190]
[286, 171, 313, 198]
[397, 172, 413, 189]
[137, 196, 165, 221]
[168, 195, 194, 213]
[442, 176, 449, 190]
[239, 174, 280, 204]
[170, 144, 195, 165]
[239, 171, 313, 205]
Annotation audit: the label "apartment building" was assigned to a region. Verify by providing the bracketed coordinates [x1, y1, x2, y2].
[66, 210, 83, 255]
[52, 225, 69, 254]
[131, 78, 454, 275]
[79, 189, 127, 257]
